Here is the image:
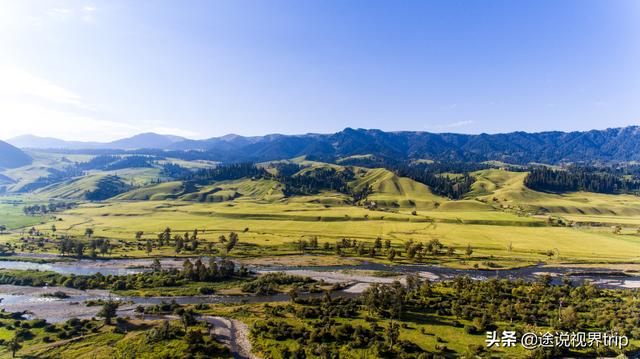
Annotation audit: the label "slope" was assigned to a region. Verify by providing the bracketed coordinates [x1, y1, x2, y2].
[470, 169, 640, 216]
[0, 140, 32, 169]
[34, 174, 132, 200]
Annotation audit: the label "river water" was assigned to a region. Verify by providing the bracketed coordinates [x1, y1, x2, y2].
[1, 256, 639, 322]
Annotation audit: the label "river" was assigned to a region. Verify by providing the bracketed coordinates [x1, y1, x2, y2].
[1, 255, 639, 322]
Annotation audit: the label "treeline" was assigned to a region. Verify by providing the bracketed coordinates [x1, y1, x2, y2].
[76, 155, 156, 171]
[241, 272, 315, 295]
[182, 163, 372, 202]
[185, 163, 266, 183]
[23, 202, 77, 216]
[58, 237, 112, 257]
[275, 165, 353, 196]
[394, 164, 475, 199]
[524, 166, 640, 194]
[19, 167, 85, 193]
[84, 175, 132, 201]
[160, 163, 192, 179]
[0, 258, 247, 292]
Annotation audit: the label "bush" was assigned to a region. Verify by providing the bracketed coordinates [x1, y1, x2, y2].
[463, 325, 476, 334]
[198, 287, 215, 295]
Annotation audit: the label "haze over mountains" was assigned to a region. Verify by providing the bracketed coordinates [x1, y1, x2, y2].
[7, 126, 640, 164]
[8, 133, 187, 151]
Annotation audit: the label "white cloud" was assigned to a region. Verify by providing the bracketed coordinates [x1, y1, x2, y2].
[444, 120, 476, 128]
[0, 66, 197, 142]
[0, 66, 91, 109]
[0, 103, 137, 141]
[435, 120, 475, 129]
[80, 5, 96, 22]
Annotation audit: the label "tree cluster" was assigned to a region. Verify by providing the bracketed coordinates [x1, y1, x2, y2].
[525, 166, 640, 194]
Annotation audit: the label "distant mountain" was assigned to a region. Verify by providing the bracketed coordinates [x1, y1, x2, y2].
[106, 133, 186, 150]
[8, 126, 640, 164]
[7, 135, 102, 150]
[0, 140, 32, 169]
[8, 133, 186, 150]
[169, 126, 640, 164]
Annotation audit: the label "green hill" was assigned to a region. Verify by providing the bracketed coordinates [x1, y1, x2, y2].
[350, 167, 443, 208]
[34, 174, 132, 200]
[115, 178, 284, 202]
[469, 169, 640, 216]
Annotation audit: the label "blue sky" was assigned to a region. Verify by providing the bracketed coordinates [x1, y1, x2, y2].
[0, 0, 639, 141]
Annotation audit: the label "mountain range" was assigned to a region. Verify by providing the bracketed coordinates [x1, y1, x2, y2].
[8, 133, 187, 151]
[7, 126, 640, 164]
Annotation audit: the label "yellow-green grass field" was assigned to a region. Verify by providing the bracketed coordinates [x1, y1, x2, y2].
[7, 197, 640, 264]
[0, 202, 46, 230]
[3, 166, 640, 266]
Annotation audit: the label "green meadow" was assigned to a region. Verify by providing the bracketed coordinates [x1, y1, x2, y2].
[2, 162, 640, 266]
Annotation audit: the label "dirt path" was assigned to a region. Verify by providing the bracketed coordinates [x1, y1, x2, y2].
[201, 316, 260, 359]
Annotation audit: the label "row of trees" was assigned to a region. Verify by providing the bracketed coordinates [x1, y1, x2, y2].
[23, 202, 77, 216]
[0, 258, 247, 291]
[148, 227, 240, 255]
[58, 237, 111, 257]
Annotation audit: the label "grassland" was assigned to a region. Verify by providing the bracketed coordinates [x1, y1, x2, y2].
[0, 202, 46, 230]
[0, 195, 635, 266]
[1, 161, 640, 268]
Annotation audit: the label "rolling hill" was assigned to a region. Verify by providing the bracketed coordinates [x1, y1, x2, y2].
[34, 174, 132, 200]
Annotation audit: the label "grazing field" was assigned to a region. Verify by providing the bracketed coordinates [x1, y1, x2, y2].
[0, 202, 46, 230]
[4, 195, 639, 265]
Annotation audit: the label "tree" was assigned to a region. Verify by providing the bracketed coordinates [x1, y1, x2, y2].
[163, 227, 172, 243]
[75, 242, 85, 257]
[374, 237, 382, 250]
[7, 336, 21, 358]
[296, 239, 307, 254]
[99, 239, 110, 256]
[0, 225, 6, 234]
[387, 249, 396, 261]
[180, 310, 196, 331]
[182, 259, 194, 279]
[85, 228, 94, 238]
[465, 244, 473, 257]
[175, 236, 184, 253]
[50, 224, 56, 235]
[309, 236, 318, 249]
[135, 231, 144, 240]
[225, 232, 239, 254]
[384, 239, 391, 252]
[385, 321, 400, 350]
[145, 240, 153, 255]
[97, 300, 119, 324]
[292, 347, 307, 359]
[151, 258, 162, 272]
